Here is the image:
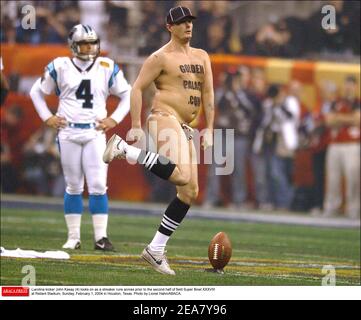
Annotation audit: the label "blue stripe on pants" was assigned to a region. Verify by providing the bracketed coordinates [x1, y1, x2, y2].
[89, 194, 108, 214]
[64, 193, 83, 214]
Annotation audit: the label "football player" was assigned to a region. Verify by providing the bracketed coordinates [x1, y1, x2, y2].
[30, 24, 131, 251]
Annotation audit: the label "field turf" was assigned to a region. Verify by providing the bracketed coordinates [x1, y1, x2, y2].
[1, 208, 360, 286]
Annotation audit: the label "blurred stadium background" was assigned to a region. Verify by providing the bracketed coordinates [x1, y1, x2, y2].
[1, 0, 360, 209]
[0, 1, 360, 286]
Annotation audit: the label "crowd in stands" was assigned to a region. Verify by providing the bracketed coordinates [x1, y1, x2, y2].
[203, 68, 360, 218]
[1, 1, 360, 218]
[1, 1, 79, 44]
[1, 104, 64, 196]
[1, 1, 360, 59]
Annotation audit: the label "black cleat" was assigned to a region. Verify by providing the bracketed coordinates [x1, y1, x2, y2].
[94, 237, 115, 251]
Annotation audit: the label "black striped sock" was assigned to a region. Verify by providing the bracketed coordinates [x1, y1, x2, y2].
[138, 150, 176, 180]
[158, 197, 190, 236]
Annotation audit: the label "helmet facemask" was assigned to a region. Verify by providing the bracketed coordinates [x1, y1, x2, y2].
[72, 39, 100, 61]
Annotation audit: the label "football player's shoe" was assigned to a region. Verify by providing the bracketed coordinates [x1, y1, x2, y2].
[94, 237, 115, 251]
[103, 134, 127, 163]
[62, 239, 81, 250]
[141, 246, 176, 275]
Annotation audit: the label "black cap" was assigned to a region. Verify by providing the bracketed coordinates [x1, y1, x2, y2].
[166, 6, 196, 24]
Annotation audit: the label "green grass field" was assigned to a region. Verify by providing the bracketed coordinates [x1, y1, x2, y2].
[1, 208, 360, 286]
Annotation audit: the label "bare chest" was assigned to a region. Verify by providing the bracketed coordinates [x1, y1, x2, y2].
[161, 56, 205, 83]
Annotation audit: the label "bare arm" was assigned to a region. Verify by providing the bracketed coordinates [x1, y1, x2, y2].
[202, 52, 214, 130]
[325, 110, 360, 127]
[130, 53, 163, 129]
[201, 51, 214, 149]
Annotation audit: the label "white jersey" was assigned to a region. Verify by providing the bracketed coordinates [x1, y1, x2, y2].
[40, 56, 130, 123]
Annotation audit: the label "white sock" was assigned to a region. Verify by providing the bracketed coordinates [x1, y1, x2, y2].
[149, 231, 170, 254]
[92, 214, 108, 242]
[125, 144, 142, 162]
[64, 214, 81, 240]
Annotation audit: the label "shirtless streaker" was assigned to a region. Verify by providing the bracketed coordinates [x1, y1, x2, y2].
[103, 6, 214, 275]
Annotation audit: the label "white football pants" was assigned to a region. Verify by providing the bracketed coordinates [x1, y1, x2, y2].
[58, 128, 108, 195]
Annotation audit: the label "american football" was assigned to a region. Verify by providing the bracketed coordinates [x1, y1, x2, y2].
[208, 232, 232, 271]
